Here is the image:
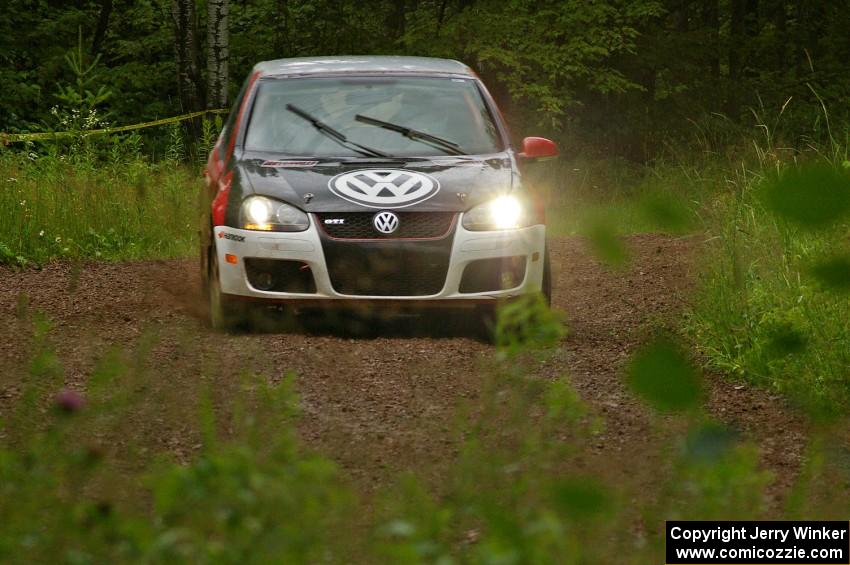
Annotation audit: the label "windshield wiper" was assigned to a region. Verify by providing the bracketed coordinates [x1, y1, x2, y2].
[354, 114, 465, 156]
[285, 104, 391, 158]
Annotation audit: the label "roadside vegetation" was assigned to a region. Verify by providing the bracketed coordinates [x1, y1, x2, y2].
[544, 112, 850, 419]
[4, 77, 850, 554]
[6, 295, 848, 563]
[3, 127, 850, 559]
[687, 147, 850, 417]
[0, 147, 667, 269]
[0, 151, 198, 266]
[3, 0, 850, 561]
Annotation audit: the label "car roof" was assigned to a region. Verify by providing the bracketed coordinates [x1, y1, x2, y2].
[253, 56, 476, 78]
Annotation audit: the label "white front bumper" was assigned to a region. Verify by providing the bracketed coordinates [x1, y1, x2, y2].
[213, 216, 546, 302]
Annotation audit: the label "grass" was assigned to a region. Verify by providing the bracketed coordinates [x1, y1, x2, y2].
[537, 135, 850, 418]
[542, 157, 702, 237]
[2, 137, 850, 559]
[537, 136, 850, 420]
[2, 316, 354, 562]
[4, 135, 847, 419]
[686, 155, 850, 416]
[6, 298, 837, 564]
[0, 150, 690, 269]
[0, 151, 199, 266]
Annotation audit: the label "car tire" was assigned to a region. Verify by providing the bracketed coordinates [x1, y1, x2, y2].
[208, 246, 250, 332]
[475, 303, 498, 343]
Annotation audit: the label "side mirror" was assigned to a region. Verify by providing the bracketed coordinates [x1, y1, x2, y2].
[518, 137, 559, 161]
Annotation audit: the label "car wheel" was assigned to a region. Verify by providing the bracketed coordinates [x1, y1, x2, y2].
[475, 303, 498, 343]
[208, 247, 249, 332]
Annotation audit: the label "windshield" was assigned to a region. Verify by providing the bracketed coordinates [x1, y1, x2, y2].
[244, 76, 503, 157]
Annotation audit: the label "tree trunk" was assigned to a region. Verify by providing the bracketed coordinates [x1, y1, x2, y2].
[171, 0, 204, 114]
[387, 0, 406, 40]
[91, 0, 113, 56]
[206, 0, 229, 109]
[744, 0, 760, 39]
[435, 0, 448, 36]
[675, 0, 689, 32]
[727, 0, 746, 118]
[703, 0, 720, 81]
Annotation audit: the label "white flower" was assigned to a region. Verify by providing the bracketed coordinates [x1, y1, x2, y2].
[39, 230, 44, 237]
[7, 177, 17, 183]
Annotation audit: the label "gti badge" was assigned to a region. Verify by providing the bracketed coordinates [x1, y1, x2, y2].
[328, 169, 439, 209]
[373, 211, 400, 234]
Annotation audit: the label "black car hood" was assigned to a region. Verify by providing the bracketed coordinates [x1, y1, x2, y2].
[233, 151, 517, 213]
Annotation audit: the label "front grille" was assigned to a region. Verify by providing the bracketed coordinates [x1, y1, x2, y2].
[320, 232, 454, 297]
[316, 212, 456, 239]
[325, 247, 449, 296]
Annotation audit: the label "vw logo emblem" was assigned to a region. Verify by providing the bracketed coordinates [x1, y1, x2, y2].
[373, 211, 400, 234]
[328, 169, 440, 209]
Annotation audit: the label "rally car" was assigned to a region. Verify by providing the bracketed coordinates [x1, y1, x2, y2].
[201, 56, 558, 331]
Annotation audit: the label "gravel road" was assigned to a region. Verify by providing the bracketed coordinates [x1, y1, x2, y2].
[0, 235, 808, 510]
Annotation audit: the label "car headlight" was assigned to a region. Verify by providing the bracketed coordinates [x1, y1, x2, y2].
[241, 196, 309, 232]
[462, 195, 529, 231]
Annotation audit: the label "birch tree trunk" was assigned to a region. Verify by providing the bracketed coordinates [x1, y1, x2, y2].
[171, 0, 204, 113]
[206, 0, 229, 109]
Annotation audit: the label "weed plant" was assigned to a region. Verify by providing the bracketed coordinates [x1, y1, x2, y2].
[685, 130, 850, 416]
[3, 297, 847, 563]
[0, 151, 198, 266]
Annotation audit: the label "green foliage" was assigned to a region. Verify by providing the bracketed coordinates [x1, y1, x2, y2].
[667, 442, 770, 520]
[150, 436, 346, 562]
[0, 322, 353, 563]
[688, 152, 850, 416]
[164, 122, 186, 163]
[0, 0, 176, 132]
[3, 1, 850, 559]
[549, 478, 611, 520]
[41, 29, 115, 165]
[1, 289, 843, 563]
[4, 0, 850, 158]
[639, 191, 695, 234]
[403, 0, 663, 128]
[198, 115, 223, 168]
[495, 292, 566, 354]
[626, 338, 702, 412]
[761, 165, 850, 230]
[809, 255, 850, 292]
[583, 219, 630, 267]
[54, 29, 112, 129]
[0, 154, 198, 266]
[542, 156, 701, 237]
